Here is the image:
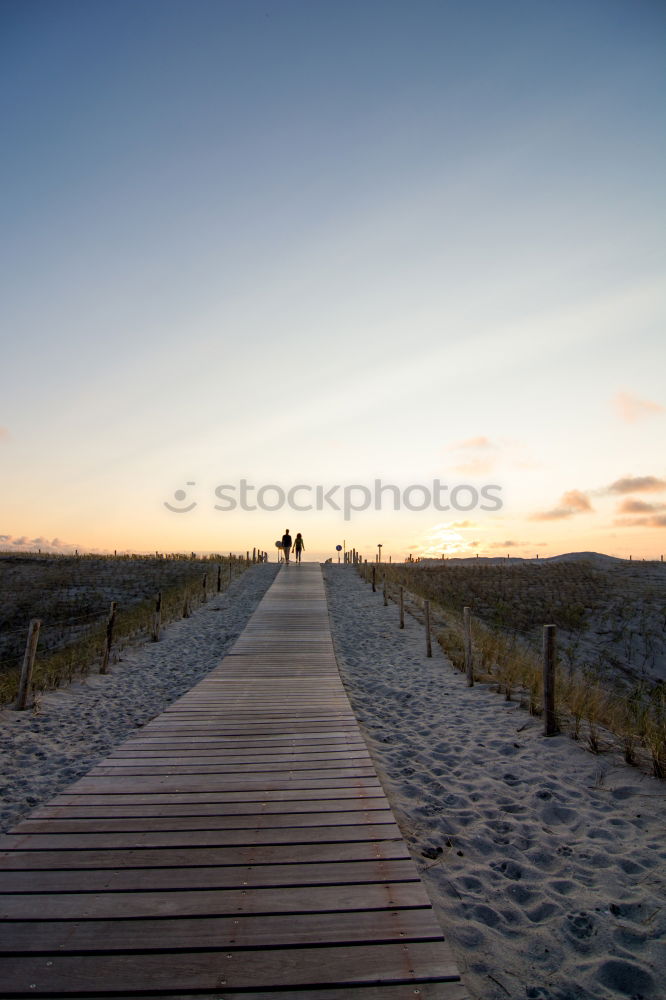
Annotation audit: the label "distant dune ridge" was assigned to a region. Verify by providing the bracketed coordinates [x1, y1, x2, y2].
[418, 551, 629, 566]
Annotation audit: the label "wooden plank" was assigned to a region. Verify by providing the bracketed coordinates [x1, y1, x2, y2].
[40, 786, 391, 807]
[0, 880, 433, 919]
[0, 941, 461, 994]
[0, 857, 420, 894]
[0, 821, 403, 850]
[12, 809, 397, 833]
[33, 987, 468, 1000]
[0, 839, 411, 870]
[0, 906, 444, 953]
[27, 796, 392, 819]
[43, 774, 384, 794]
[105, 748, 372, 761]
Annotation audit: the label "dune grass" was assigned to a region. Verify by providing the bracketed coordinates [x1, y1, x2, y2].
[358, 562, 666, 779]
[0, 553, 250, 707]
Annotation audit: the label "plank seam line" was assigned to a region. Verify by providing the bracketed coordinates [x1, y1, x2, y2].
[4, 934, 449, 958]
[2, 903, 435, 923]
[2, 877, 422, 895]
[0, 837, 407, 853]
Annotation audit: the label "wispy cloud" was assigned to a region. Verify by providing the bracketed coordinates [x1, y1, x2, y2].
[614, 515, 666, 529]
[613, 391, 664, 423]
[617, 498, 666, 514]
[449, 436, 496, 450]
[489, 540, 520, 548]
[0, 534, 80, 553]
[447, 435, 499, 475]
[0, 427, 8, 442]
[530, 489, 593, 521]
[607, 476, 666, 495]
[453, 457, 494, 475]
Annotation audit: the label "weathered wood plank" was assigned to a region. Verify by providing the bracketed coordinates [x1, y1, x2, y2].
[0, 857, 420, 894]
[40, 786, 391, 807]
[41, 774, 384, 794]
[12, 809, 396, 833]
[0, 906, 444, 953]
[27, 796, 391, 819]
[0, 941, 461, 994]
[0, 839, 411, 871]
[0, 821, 403, 851]
[33, 987, 468, 1000]
[0, 879, 432, 919]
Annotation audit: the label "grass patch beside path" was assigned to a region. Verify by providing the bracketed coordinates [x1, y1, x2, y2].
[0, 553, 251, 706]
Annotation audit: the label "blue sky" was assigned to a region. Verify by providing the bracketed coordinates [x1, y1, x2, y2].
[1, 0, 664, 559]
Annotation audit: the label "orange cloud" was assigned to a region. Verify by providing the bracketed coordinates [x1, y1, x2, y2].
[453, 458, 494, 475]
[561, 490, 592, 511]
[613, 392, 664, 423]
[459, 436, 494, 449]
[0, 534, 79, 553]
[614, 516, 666, 528]
[447, 436, 499, 474]
[617, 498, 666, 514]
[608, 476, 666, 495]
[530, 489, 593, 521]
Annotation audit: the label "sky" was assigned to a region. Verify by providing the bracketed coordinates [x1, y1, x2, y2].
[1, 0, 665, 562]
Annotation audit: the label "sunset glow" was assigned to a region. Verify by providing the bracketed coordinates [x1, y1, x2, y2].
[1, 1, 664, 562]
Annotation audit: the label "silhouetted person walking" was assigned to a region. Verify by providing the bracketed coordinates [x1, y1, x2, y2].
[294, 533, 305, 563]
[281, 529, 292, 564]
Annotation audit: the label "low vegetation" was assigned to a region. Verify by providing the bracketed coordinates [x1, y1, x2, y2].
[0, 552, 251, 706]
[358, 559, 666, 779]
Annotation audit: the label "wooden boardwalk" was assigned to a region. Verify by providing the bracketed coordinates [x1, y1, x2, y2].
[0, 563, 467, 998]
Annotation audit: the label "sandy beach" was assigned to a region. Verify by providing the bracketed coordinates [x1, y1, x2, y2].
[324, 565, 666, 1000]
[1, 560, 664, 999]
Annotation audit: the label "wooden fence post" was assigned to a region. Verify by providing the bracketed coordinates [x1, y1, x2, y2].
[425, 600, 432, 657]
[217, 564, 222, 593]
[100, 601, 117, 675]
[400, 586, 405, 629]
[543, 624, 559, 736]
[464, 606, 473, 686]
[202, 573, 208, 604]
[383, 577, 388, 606]
[151, 592, 162, 642]
[15, 619, 41, 710]
[371, 566, 376, 592]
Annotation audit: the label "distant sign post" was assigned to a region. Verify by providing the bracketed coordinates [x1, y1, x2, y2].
[336, 544, 342, 564]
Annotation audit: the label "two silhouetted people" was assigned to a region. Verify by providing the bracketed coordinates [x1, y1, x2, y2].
[281, 529, 305, 564]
